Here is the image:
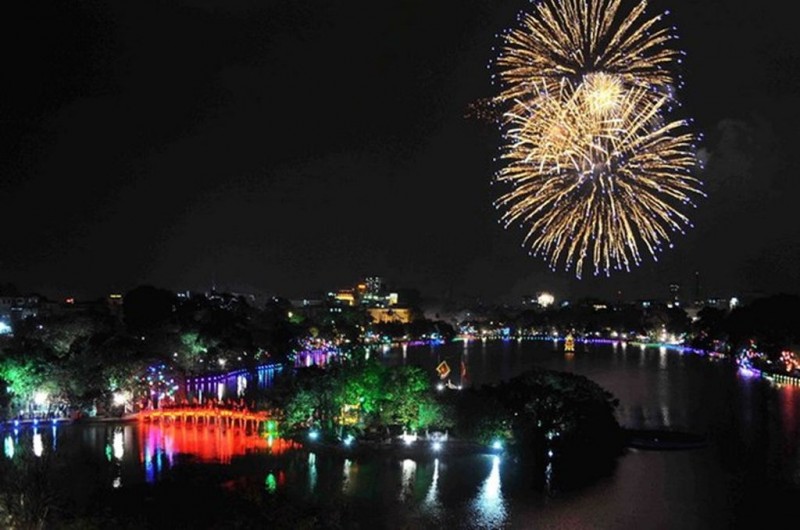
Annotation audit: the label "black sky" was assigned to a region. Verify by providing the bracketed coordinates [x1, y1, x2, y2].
[2, 0, 799, 303]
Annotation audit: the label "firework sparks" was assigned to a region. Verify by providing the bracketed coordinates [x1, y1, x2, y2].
[493, 0, 702, 277]
[496, 0, 680, 112]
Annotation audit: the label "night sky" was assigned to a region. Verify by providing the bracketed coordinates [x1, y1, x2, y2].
[2, 0, 799, 303]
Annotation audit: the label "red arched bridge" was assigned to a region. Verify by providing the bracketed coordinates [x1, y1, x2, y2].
[136, 407, 270, 431]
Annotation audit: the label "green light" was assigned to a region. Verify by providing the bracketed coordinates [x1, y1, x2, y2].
[265, 472, 277, 494]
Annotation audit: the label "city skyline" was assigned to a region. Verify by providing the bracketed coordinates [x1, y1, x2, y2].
[2, 0, 799, 303]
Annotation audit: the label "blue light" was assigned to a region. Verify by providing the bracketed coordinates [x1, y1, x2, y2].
[309, 430, 319, 441]
[491, 440, 503, 450]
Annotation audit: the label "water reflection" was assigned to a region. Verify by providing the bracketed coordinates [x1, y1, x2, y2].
[265, 472, 277, 494]
[296, 350, 335, 368]
[33, 429, 43, 457]
[342, 458, 355, 494]
[423, 458, 441, 512]
[236, 375, 247, 397]
[308, 452, 317, 493]
[400, 459, 417, 501]
[4, 435, 14, 458]
[137, 423, 299, 483]
[113, 429, 124, 460]
[472, 455, 506, 528]
[139, 423, 295, 467]
[661, 406, 671, 428]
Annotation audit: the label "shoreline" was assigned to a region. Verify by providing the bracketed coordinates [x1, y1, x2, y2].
[294, 436, 502, 458]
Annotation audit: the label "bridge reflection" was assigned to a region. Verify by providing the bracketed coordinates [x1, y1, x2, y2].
[138, 423, 300, 482]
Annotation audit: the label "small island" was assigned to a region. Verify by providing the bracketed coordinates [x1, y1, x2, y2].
[272, 353, 624, 489]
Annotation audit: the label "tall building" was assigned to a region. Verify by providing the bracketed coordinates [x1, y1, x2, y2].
[669, 283, 680, 304]
[365, 276, 383, 296]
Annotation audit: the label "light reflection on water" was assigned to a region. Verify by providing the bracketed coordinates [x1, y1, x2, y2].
[342, 458, 354, 495]
[471, 455, 506, 528]
[399, 458, 417, 501]
[137, 422, 299, 483]
[308, 452, 317, 493]
[33, 430, 43, 457]
[4, 434, 14, 458]
[424, 458, 441, 511]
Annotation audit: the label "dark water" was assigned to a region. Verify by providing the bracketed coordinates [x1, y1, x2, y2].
[3, 340, 799, 528]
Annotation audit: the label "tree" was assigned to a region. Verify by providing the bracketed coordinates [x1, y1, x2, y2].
[284, 388, 317, 427]
[378, 366, 430, 429]
[0, 357, 49, 415]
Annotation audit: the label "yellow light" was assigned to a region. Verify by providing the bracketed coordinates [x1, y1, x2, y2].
[583, 72, 623, 116]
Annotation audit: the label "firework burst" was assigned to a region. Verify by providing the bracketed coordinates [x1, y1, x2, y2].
[493, 0, 703, 277]
[496, 0, 681, 113]
[497, 82, 703, 277]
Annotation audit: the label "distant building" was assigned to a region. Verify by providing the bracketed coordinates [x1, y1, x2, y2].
[289, 299, 323, 308]
[669, 283, 680, 304]
[205, 290, 257, 308]
[290, 298, 326, 320]
[0, 295, 41, 329]
[368, 307, 412, 324]
[699, 298, 732, 311]
[365, 276, 383, 295]
[330, 277, 397, 308]
[333, 290, 356, 306]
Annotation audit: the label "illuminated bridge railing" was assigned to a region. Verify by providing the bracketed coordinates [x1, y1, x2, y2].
[136, 407, 269, 431]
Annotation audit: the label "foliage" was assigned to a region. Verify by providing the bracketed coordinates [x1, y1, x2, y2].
[450, 390, 512, 445]
[454, 368, 622, 461]
[284, 388, 317, 427]
[281, 355, 449, 434]
[0, 357, 51, 413]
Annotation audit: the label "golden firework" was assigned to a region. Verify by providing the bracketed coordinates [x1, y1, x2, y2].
[496, 81, 703, 278]
[493, 0, 702, 277]
[496, 0, 680, 113]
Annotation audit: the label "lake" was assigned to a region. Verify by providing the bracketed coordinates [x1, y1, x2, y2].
[3, 339, 798, 528]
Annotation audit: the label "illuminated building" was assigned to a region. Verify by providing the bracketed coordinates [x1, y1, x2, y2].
[330, 277, 397, 308]
[333, 290, 356, 306]
[0, 294, 41, 330]
[365, 276, 383, 295]
[368, 307, 412, 324]
[107, 293, 123, 318]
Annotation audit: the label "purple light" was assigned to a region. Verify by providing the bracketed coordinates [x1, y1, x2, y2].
[738, 367, 758, 378]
